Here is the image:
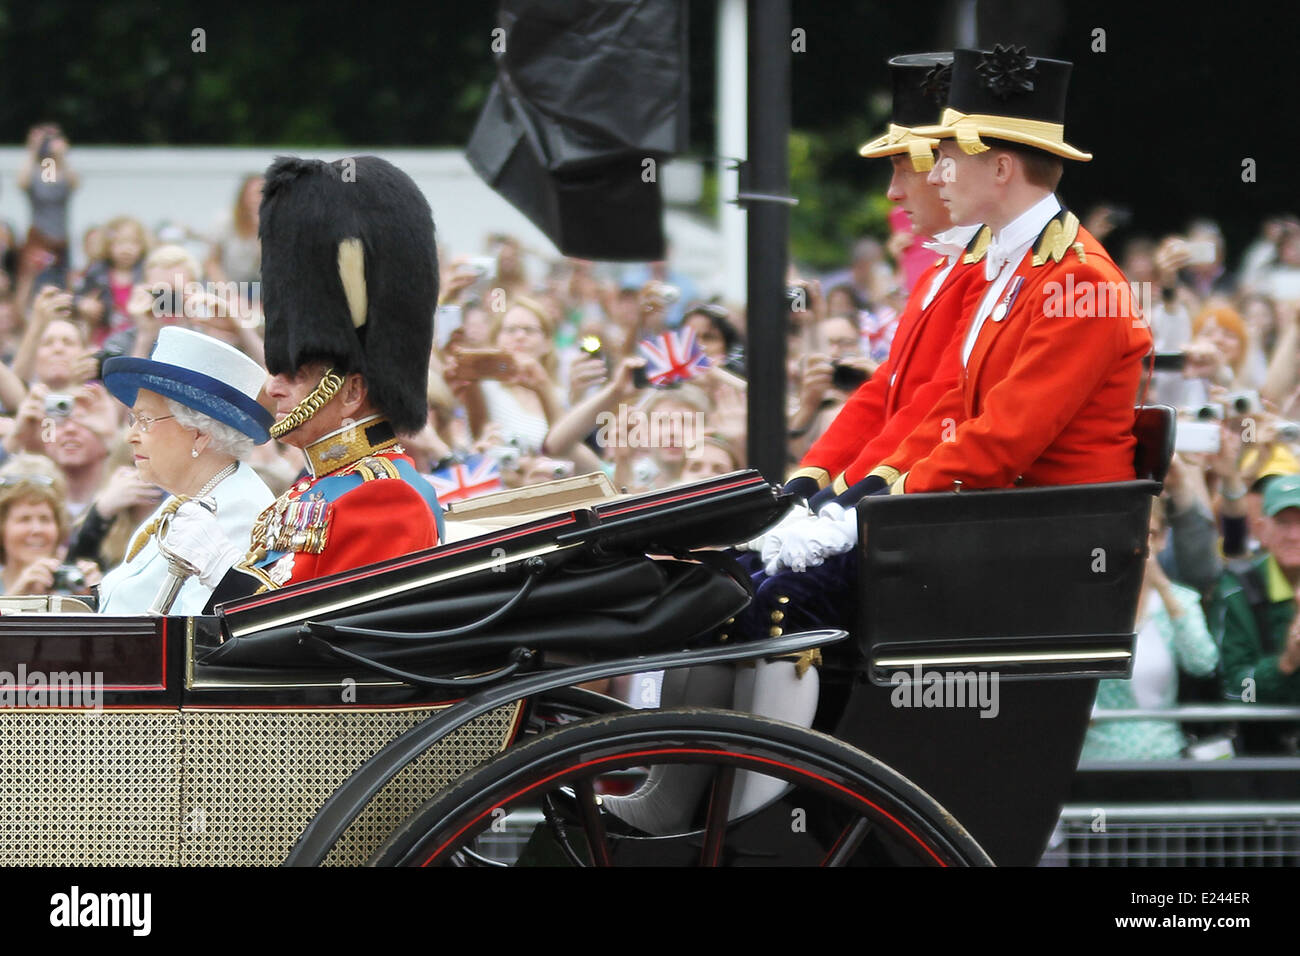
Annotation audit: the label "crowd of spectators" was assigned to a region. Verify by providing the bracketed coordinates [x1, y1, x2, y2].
[4, 127, 1300, 756]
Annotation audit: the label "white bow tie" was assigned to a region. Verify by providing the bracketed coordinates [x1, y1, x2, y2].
[984, 240, 1018, 281]
[922, 236, 966, 259]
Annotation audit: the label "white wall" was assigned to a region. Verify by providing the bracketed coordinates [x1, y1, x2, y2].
[0, 146, 727, 299]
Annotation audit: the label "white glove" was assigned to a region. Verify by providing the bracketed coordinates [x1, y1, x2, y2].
[157, 499, 242, 588]
[739, 501, 812, 554]
[765, 502, 858, 575]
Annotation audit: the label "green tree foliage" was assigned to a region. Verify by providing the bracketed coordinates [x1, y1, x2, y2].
[0, 1, 499, 146]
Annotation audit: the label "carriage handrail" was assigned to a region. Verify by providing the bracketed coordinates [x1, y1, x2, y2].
[1090, 705, 1300, 722]
[1058, 801, 1300, 821]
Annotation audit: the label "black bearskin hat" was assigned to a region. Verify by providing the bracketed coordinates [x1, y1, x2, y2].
[259, 155, 439, 433]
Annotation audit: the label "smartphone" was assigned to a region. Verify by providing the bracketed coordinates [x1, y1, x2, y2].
[1152, 352, 1186, 372]
[455, 348, 516, 380]
[1175, 420, 1221, 454]
[434, 305, 462, 350]
[465, 256, 497, 278]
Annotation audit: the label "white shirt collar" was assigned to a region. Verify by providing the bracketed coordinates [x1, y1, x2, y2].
[984, 193, 1062, 280]
[922, 223, 982, 261]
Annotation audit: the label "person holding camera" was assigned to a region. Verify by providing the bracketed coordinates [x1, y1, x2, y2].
[0, 456, 99, 598]
[13, 124, 79, 308]
[1182, 306, 1253, 398]
[9, 285, 97, 391]
[447, 297, 566, 456]
[3, 382, 115, 522]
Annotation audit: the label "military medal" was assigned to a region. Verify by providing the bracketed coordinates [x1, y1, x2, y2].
[992, 275, 1024, 322]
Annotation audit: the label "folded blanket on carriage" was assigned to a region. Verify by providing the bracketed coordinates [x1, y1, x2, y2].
[200, 470, 793, 676]
[201, 550, 753, 673]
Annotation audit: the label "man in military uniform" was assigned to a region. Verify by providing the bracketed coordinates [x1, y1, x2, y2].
[745, 45, 1152, 637]
[163, 155, 444, 597]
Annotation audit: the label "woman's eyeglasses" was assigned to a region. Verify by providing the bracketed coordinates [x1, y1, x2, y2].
[126, 412, 175, 433]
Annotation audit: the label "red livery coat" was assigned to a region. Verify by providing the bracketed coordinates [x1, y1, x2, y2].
[796, 230, 991, 491]
[878, 213, 1151, 492]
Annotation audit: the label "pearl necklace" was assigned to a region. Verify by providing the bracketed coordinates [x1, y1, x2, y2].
[195, 461, 239, 498]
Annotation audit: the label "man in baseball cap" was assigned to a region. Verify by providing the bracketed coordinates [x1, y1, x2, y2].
[1215, 472, 1300, 737]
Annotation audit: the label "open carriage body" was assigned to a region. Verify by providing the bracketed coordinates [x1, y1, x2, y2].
[0, 409, 1171, 866]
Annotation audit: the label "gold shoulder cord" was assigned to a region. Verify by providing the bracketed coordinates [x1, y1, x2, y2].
[269, 369, 345, 440]
[126, 496, 190, 562]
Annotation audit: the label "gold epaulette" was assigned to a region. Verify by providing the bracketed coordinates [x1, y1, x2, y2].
[1032, 211, 1082, 267]
[962, 225, 992, 265]
[349, 455, 401, 482]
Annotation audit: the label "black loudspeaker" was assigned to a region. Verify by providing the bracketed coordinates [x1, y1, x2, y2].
[466, 0, 689, 261]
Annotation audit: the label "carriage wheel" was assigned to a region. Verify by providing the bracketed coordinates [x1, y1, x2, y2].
[369, 708, 991, 867]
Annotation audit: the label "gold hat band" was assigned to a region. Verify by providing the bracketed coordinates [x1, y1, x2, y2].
[858, 123, 941, 172]
[913, 108, 1093, 162]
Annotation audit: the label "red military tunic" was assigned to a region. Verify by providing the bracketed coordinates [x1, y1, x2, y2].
[235, 418, 443, 590]
[873, 210, 1152, 493]
[791, 225, 991, 492]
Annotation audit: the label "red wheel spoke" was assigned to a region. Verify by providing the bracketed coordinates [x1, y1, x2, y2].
[574, 779, 612, 867]
[699, 766, 736, 867]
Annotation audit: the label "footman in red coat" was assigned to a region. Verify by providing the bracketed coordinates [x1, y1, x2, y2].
[784, 52, 991, 509]
[744, 45, 1152, 640]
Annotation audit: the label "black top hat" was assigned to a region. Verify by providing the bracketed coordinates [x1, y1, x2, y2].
[259, 155, 439, 434]
[912, 45, 1092, 161]
[859, 52, 953, 171]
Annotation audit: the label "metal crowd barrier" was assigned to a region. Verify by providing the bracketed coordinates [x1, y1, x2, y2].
[1046, 703, 1300, 866]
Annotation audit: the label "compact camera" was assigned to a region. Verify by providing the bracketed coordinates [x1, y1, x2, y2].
[44, 394, 75, 418]
[50, 565, 85, 594]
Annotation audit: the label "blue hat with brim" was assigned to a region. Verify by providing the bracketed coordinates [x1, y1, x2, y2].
[103, 328, 273, 444]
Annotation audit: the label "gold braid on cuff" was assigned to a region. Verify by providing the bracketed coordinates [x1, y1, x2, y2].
[868, 465, 901, 486]
[269, 369, 345, 440]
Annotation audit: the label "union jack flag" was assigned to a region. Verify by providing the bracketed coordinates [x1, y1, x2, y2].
[428, 453, 503, 504]
[637, 327, 712, 386]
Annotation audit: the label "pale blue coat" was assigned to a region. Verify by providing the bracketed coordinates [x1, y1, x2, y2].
[98, 462, 274, 615]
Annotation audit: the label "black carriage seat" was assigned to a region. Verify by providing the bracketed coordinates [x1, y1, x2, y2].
[1132, 404, 1175, 484]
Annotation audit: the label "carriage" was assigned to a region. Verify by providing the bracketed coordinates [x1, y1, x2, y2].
[0, 408, 1171, 867]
